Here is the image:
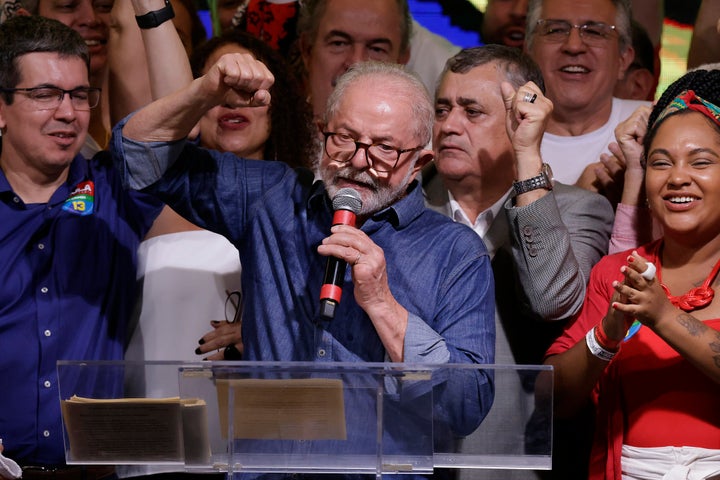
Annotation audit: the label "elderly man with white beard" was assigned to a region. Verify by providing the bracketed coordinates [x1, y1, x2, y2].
[112, 57, 496, 479]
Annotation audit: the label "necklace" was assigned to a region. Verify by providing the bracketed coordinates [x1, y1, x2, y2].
[650, 240, 720, 312]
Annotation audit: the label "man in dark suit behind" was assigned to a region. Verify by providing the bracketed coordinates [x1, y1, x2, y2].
[423, 45, 614, 479]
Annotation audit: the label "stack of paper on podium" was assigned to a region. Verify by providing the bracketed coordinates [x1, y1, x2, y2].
[61, 396, 211, 465]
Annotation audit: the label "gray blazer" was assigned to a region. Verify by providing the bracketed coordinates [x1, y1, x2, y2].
[422, 164, 613, 479]
[423, 164, 613, 329]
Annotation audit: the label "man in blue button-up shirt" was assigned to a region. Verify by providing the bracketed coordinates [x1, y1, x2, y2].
[113, 56, 495, 475]
[0, 16, 161, 470]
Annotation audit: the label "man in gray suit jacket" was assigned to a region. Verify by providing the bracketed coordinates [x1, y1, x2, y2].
[424, 45, 614, 479]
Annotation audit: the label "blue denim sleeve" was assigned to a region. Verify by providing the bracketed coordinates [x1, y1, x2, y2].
[110, 112, 294, 244]
[434, 250, 495, 437]
[404, 313, 451, 363]
[111, 113, 187, 190]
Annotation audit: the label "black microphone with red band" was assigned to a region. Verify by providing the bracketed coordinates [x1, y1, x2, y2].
[319, 188, 363, 319]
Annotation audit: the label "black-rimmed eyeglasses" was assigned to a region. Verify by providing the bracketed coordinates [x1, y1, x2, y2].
[535, 19, 617, 46]
[0, 86, 102, 111]
[323, 132, 424, 173]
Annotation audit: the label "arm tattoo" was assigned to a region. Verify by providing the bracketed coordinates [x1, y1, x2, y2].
[678, 315, 720, 368]
[710, 330, 720, 354]
[677, 313, 705, 336]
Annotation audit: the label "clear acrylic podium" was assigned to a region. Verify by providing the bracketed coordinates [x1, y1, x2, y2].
[57, 361, 552, 477]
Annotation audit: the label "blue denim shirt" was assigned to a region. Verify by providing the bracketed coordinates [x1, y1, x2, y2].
[0, 152, 161, 465]
[112, 117, 495, 462]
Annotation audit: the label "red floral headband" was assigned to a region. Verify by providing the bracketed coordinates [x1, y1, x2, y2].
[653, 89, 720, 129]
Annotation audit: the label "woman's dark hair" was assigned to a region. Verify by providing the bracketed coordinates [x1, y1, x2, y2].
[645, 67, 720, 154]
[628, 19, 655, 74]
[190, 30, 316, 169]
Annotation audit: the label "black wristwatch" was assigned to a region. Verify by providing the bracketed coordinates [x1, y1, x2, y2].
[512, 163, 554, 195]
[135, 0, 175, 29]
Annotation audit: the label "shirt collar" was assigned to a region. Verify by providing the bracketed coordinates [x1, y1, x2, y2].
[0, 154, 89, 204]
[308, 176, 331, 212]
[308, 179, 425, 231]
[66, 154, 91, 184]
[48, 155, 90, 205]
[0, 167, 12, 195]
[448, 188, 509, 238]
[369, 180, 425, 230]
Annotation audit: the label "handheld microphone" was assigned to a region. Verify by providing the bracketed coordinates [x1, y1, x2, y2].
[319, 187, 363, 319]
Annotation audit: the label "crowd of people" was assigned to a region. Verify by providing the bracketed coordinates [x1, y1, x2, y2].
[0, 0, 719, 479]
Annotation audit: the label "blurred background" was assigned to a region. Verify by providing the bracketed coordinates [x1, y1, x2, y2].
[194, 0, 701, 100]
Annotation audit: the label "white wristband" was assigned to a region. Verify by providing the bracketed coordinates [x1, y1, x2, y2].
[585, 327, 617, 362]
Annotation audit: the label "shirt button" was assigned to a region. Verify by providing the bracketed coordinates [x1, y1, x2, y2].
[43, 430, 50, 438]
[38, 243, 45, 250]
[317, 349, 326, 357]
[44, 380, 51, 388]
[13, 196, 20, 203]
[44, 330, 52, 337]
[41, 287, 49, 294]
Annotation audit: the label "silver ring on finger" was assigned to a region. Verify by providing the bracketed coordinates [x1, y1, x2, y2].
[523, 91, 537, 103]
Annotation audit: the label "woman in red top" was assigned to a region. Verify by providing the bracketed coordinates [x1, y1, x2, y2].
[544, 66, 720, 479]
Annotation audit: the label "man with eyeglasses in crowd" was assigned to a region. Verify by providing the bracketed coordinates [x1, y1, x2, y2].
[112, 56, 496, 476]
[521, 1, 650, 475]
[0, 16, 161, 479]
[525, 0, 649, 204]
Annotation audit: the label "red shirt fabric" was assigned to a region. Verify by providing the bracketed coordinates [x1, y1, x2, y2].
[546, 241, 720, 479]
